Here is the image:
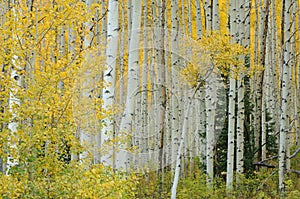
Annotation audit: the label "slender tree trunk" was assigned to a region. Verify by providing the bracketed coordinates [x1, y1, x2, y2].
[279, 0, 290, 195]
[226, 0, 237, 190]
[6, 0, 22, 175]
[171, 0, 181, 171]
[236, 0, 246, 179]
[205, 0, 219, 187]
[195, 0, 206, 168]
[171, 86, 202, 199]
[101, 0, 119, 166]
[118, 0, 142, 169]
[252, 0, 261, 162]
[140, 0, 149, 167]
[204, 0, 212, 31]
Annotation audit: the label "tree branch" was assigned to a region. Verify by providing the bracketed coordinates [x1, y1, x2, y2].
[288, 148, 300, 159]
[287, 169, 300, 175]
[253, 162, 276, 168]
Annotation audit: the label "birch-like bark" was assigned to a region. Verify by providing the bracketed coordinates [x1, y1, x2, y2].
[119, 0, 125, 107]
[180, 0, 187, 176]
[205, 0, 219, 187]
[252, 0, 261, 162]
[195, 0, 206, 167]
[226, 0, 237, 190]
[6, 1, 22, 175]
[171, 85, 202, 199]
[212, 0, 220, 30]
[156, 0, 167, 177]
[287, 0, 297, 171]
[101, 0, 119, 166]
[171, 0, 180, 170]
[269, 0, 280, 137]
[204, 0, 212, 31]
[196, 0, 203, 38]
[140, 0, 149, 165]
[7, 57, 21, 175]
[259, 0, 270, 162]
[205, 76, 217, 187]
[117, 0, 142, 169]
[236, 0, 246, 177]
[279, 0, 290, 194]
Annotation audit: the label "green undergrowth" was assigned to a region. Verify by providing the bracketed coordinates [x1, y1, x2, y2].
[134, 156, 300, 199]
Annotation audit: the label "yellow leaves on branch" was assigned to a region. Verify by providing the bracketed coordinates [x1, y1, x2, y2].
[0, 1, 140, 198]
[180, 31, 249, 87]
[198, 32, 249, 75]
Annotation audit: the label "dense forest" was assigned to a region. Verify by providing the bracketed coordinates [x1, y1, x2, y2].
[0, 0, 300, 198]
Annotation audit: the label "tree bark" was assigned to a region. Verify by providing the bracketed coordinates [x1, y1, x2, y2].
[279, 0, 290, 195]
[101, 0, 119, 166]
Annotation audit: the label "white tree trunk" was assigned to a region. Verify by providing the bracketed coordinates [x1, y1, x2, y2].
[226, 0, 237, 190]
[139, 0, 149, 166]
[195, 0, 206, 167]
[101, 0, 119, 166]
[7, 56, 21, 175]
[236, 0, 246, 178]
[205, 0, 219, 187]
[171, 88, 199, 199]
[117, 0, 142, 169]
[6, 1, 22, 175]
[279, 0, 291, 194]
[196, 0, 203, 38]
[204, 0, 212, 31]
[171, 0, 180, 171]
[205, 75, 217, 186]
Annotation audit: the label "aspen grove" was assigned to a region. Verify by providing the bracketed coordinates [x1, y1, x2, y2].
[0, 0, 300, 198]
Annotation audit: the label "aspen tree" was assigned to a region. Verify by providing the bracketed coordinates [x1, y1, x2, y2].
[171, 76, 210, 199]
[195, 0, 206, 167]
[286, 0, 297, 171]
[252, 0, 261, 162]
[140, 0, 149, 166]
[268, 0, 280, 138]
[259, 0, 270, 162]
[204, 0, 212, 31]
[171, 0, 181, 170]
[180, 0, 188, 176]
[101, 0, 119, 166]
[236, 0, 246, 177]
[226, 0, 237, 190]
[6, 0, 22, 175]
[118, 0, 142, 169]
[156, 0, 167, 178]
[205, 0, 220, 187]
[119, 0, 125, 110]
[279, 0, 291, 194]
[164, 2, 172, 171]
